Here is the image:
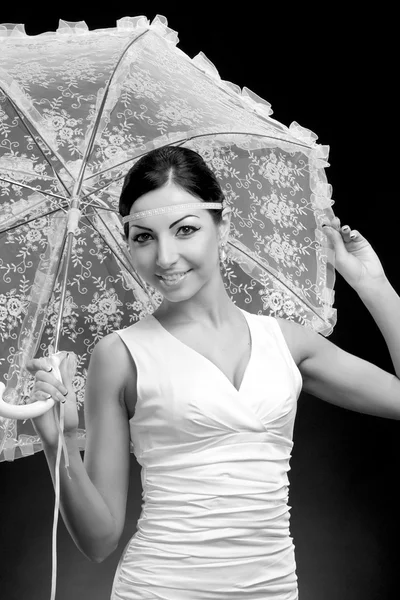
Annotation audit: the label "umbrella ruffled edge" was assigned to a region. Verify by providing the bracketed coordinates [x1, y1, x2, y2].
[0, 15, 175, 41]
[0, 428, 88, 462]
[0, 14, 326, 149]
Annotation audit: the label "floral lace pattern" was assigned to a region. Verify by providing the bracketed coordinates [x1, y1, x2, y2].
[0, 15, 337, 461]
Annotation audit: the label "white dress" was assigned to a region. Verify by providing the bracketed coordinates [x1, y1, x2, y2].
[111, 308, 302, 599]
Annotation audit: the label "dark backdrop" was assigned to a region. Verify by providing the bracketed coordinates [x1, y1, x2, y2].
[0, 3, 398, 599]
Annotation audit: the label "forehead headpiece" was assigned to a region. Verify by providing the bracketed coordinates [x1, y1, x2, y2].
[122, 201, 225, 224]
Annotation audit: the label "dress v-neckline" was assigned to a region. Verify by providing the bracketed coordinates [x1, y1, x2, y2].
[149, 307, 254, 394]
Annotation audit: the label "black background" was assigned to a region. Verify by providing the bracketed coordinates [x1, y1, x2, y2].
[0, 2, 398, 599]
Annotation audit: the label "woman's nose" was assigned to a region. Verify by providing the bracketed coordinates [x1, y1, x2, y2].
[155, 238, 179, 268]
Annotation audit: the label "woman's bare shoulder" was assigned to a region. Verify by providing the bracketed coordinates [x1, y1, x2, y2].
[91, 332, 138, 419]
[94, 330, 126, 353]
[91, 332, 136, 386]
[273, 316, 309, 367]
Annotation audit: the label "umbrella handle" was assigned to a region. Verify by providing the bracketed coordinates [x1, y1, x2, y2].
[0, 386, 55, 418]
[0, 352, 67, 420]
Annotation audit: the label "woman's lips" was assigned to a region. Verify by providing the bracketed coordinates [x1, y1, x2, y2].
[156, 270, 192, 286]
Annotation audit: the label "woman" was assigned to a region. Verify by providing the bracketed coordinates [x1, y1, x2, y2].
[27, 147, 400, 599]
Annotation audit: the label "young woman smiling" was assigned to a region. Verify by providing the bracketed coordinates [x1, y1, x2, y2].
[26, 146, 400, 600]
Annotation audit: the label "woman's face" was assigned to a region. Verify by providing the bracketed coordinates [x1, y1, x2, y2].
[127, 182, 229, 302]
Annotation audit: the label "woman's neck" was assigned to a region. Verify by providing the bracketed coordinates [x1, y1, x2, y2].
[155, 277, 238, 329]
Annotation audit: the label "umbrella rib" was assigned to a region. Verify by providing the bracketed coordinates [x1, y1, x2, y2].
[0, 176, 69, 201]
[78, 193, 113, 213]
[0, 85, 73, 198]
[178, 131, 312, 151]
[81, 203, 116, 212]
[71, 29, 151, 200]
[0, 207, 65, 235]
[228, 240, 329, 326]
[52, 226, 70, 352]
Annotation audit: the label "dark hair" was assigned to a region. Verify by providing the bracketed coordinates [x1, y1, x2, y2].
[119, 146, 224, 238]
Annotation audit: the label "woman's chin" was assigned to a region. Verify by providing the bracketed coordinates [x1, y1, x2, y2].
[157, 286, 195, 302]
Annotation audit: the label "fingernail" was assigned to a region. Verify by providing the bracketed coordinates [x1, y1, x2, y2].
[47, 367, 53, 372]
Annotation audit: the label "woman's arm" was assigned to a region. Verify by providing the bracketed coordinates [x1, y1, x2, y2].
[279, 278, 400, 420]
[296, 325, 400, 419]
[356, 278, 400, 378]
[287, 219, 400, 418]
[43, 334, 133, 563]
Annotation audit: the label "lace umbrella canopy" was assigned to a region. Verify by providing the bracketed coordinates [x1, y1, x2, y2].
[0, 15, 337, 462]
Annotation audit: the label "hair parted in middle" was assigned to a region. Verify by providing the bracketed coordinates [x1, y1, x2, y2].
[119, 146, 225, 238]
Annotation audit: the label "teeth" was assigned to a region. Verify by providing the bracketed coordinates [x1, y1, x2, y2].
[162, 274, 185, 282]
[159, 271, 189, 284]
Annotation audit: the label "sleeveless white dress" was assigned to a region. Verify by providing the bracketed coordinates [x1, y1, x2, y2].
[111, 308, 303, 599]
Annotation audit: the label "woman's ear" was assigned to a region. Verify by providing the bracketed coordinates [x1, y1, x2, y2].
[219, 206, 231, 244]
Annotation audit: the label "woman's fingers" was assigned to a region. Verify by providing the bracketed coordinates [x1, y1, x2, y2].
[26, 389, 53, 404]
[25, 357, 52, 375]
[26, 357, 69, 400]
[340, 225, 353, 243]
[59, 353, 77, 392]
[25, 355, 76, 407]
[35, 369, 68, 395]
[32, 381, 68, 404]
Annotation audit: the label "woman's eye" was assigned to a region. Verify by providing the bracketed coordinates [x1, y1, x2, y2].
[132, 226, 199, 244]
[178, 226, 199, 236]
[132, 233, 151, 243]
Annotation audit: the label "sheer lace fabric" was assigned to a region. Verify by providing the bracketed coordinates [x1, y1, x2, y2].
[0, 15, 335, 463]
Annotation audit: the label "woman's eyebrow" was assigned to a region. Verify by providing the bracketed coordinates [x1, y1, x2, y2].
[131, 214, 200, 232]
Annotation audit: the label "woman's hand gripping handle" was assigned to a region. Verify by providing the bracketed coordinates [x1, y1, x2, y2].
[0, 352, 78, 449]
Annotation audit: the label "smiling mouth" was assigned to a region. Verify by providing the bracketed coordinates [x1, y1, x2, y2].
[156, 270, 192, 285]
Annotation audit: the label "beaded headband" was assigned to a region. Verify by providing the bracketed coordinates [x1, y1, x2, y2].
[122, 202, 225, 224]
